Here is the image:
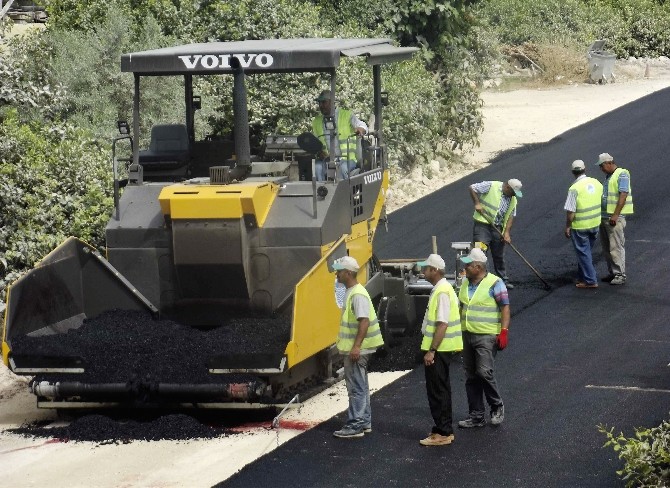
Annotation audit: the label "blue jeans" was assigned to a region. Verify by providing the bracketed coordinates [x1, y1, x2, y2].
[571, 227, 598, 284]
[343, 354, 371, 430]
[315, 159, 357, 181]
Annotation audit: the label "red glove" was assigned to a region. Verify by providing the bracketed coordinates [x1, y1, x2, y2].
[496, 328, 509, 350]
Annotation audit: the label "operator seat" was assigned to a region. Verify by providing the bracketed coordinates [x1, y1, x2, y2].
[139, 124, 190, 170]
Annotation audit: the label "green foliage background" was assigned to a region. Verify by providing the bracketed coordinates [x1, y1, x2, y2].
[0, 110, 111, 292]
[477, 0, 670, 58]
[3, 0, 670, 302]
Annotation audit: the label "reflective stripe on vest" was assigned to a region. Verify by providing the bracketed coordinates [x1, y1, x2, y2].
[605, 167, 634, 215]
[472, 181, 517, 231]
[421, 281, 463, 352]
[458, 273, 502, 335]
[312, 109, 357, 161]
[336, 283, 384, 352]
[570, 176, 603, 230]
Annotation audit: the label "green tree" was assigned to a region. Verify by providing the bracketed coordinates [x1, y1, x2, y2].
[0, 110, 112, 294]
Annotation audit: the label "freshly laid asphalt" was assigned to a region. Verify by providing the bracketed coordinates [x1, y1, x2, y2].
[220, 88, 670, 487]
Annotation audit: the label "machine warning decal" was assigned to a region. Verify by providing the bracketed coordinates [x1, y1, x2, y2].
[363, 170, 382, 185]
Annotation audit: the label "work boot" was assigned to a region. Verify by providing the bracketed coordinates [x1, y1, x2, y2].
[490, 405, 505, 426]
[333, 426, 364, 438]
[419, 433, 454, 446]
[458, 417, 486, 428]
[576, 282, 598, 288]
[601, 274, 615, 283]
[610, 274, 626, 285]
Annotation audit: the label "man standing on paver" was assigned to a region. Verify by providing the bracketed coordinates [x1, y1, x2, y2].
[565, 160, 603, 288]
[597, 153, 634, 285]
[457, 248, 510, 428]
[469, 179, 523, 289]
[416, 254, 463, 446]
[331, 256, 384, 439]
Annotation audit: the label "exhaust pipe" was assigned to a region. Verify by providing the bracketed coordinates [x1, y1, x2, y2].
[229, 57, 251, 181]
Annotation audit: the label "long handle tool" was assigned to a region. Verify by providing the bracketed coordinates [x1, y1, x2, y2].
[481, 213, 552, 290]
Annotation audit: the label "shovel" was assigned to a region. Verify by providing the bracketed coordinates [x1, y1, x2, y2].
[480, 212, 552, 290]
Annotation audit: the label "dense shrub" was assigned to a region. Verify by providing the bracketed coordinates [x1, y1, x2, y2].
[477, 0, 592, 47]
[0, 110, 112, 294]
[38, 8, 185, 144]
[600, 418, 670, 487]
[0, 28, 67, 124]
[591, 0, 670, 58]
[477, 0, 670, 58]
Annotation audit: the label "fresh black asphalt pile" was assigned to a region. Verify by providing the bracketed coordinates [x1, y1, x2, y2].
[12, 309, 290, 384]
[369, 333, 423, 372]
[10, 414, 230, 444]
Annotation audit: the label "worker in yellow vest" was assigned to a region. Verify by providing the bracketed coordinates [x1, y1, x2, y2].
[564, 160, 604, 288]
[312, 90, 367, 181]
[469, 179, 523, 289]
[331, 255, 384, 439]
[597, 152, 634, 285]
[416, 254, 463, 446]
[457, 248, 510, 428]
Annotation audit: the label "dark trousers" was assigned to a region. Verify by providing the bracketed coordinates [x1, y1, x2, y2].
[424, 351, 455, 436]
[472, 221, 508, 279]
[462, 331, 503, 420]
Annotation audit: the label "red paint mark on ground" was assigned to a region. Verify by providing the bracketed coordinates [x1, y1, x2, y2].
[0, 438, 62, 454]
[228, 419, 317, 433]
[274, 419, 316, 431]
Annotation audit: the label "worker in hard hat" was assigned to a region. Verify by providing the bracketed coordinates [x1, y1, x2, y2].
[468, 179, 523, 289]
[313, 90, 367, 181]
[331, 255, 384, 439]
[457, 248, 510, 429]
[416, 253, 462, 446]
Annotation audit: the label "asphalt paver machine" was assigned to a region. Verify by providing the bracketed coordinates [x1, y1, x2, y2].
[2, 38, 424, 410]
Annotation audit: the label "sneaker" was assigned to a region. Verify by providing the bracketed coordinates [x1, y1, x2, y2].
[576, 282, 598, 288]
[419, 433, 454, 446]
[610, 274, 626, 285]
[362, 425, 372, 434]
[490, 405, 505, 426]
[333, 427, 364, 438]
[504, 280, 515, 290]
[601, 274, 615, 283]
[458, 417, 486, 428]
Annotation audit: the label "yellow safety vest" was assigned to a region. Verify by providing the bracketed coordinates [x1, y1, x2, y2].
[458, 273, 502, 335]
[605, 167, 634, 215]
[472, 181, 517, 232]
[312, 109, 357, 162]
[421, 280, 463, 352]
[570, 176, 603, 230]
[336, 283, 383, 352]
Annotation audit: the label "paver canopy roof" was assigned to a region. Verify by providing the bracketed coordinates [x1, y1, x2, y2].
[121, 38, 418, 75]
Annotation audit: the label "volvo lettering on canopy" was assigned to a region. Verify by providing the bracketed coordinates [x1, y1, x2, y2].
[178, 53, 274, 70]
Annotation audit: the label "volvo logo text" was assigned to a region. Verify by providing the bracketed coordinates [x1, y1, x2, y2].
[178, 53, 274, 70]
